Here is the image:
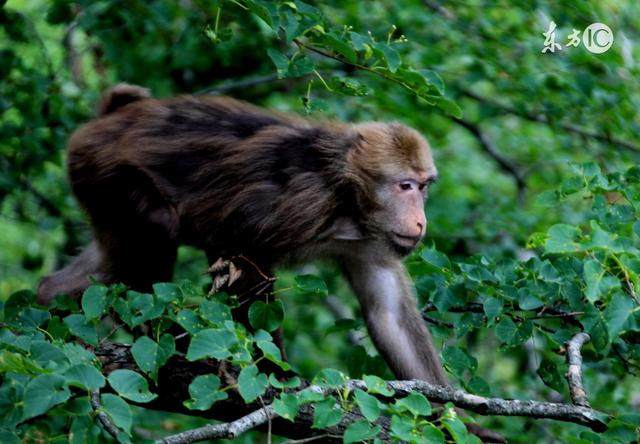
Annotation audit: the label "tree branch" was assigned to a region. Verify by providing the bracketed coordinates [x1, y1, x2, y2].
[90, 390, 122, 440]
[94, 341, 608, 443]
[565, 333, 591, 407]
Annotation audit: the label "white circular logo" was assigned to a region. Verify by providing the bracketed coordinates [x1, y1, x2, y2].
[582, 23, 613, 54]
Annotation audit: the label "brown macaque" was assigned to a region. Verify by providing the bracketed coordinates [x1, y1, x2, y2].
[41, 83, 461, 414]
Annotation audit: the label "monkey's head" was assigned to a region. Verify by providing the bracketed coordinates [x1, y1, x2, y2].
[347, 123, 437, 256]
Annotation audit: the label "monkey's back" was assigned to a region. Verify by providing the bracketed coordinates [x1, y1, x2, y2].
[67, 95, 357, 259]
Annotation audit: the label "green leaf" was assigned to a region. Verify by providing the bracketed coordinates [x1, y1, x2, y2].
[312, 368, 346, 388]
[267, 48, 290, 78]
[272, 392, 299, 421]
[467, 376, 491, 397]
[184, 374, 228, 410]
[374, 42, 401, 72]
[63, 314, 98, 346]
[442, 346, 477, 378]
[294, 274, 328, 296]
[545, 224, 581, 254]
[390, 414, 415, 441]
[354, 389, 382, 422]
[442, 414, 469, 443]
[101, 394, 132, 434]
[107, 369, 157, 403]
[238, 365, 268, 403]
[312, 397, 343, 428]
[422, 424, 446, 443]
[22, 374, 71, 421]
[64, 363, 106, 391]
[269, 373, 301, 389]
[483, 297, 503, 320]
[420, 247, 451, 270]
[363, 374, 393, 396]
[200, 299, 233, 326]
[536, 358, 565, 393]
[256, 339, 290, 370]
[186, 328, 237, 361]
[174, 309, 207, 334]
[152, 282, 182, 303]
[495, 318, 532, 346]
[583, 259, 606, 303]
[604, 293, 633, 339]
[395, 392, 431, 417]
[131, 334, 175, 378]
[248, 300, 284, 332]
[343, 419, 381, 443]
[29, 340, 68, 368]
[81, 285, 108, 320]
[320, 32, 357, 63]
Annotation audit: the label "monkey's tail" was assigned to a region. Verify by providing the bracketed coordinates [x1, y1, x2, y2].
[99, 83, 151, 116]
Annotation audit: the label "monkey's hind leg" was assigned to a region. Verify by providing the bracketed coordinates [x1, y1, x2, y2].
[37, 241, 108, 305]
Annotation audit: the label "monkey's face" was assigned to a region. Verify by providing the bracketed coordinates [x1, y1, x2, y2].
[351, 123, 437, 256]
[373, 171, 436, 255]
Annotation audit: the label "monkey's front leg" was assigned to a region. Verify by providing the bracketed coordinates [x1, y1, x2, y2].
[343, 257, 448, 385]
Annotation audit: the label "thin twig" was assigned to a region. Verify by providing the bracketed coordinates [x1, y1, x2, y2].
[564, 333, 591, 407]
[90, 390, 121, 440]
[282, 434, 342, 444]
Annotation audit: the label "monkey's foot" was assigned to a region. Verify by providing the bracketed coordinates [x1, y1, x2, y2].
[208, 257, 243, 295]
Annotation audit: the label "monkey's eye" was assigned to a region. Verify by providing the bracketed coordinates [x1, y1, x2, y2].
[418, 183, 426, 191]
[399, 182, 413, 191]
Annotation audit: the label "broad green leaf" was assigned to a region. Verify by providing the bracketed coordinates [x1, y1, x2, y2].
[536, 359, 565, 393]
[107, 369, 157, 403]
[272, 392, 299, 421]
[354, 388, 382, 422]
[545, 224, 581, 254]
[81, 285, 108, 320]
[186, 328, 236, 361]
[483, 297, 503, 320]
[420, 248, 451, 270]
[311, 397, 342, 428]
[312, 368, 346, 388]
[248, 300, 284, 332]
[363, 374, 394, 396]
[131, 334, 175, 379]
[30, 340, 68, 368]
[64, 314, 98, 346]
[269, 373, 301, 389]
[238, 365, 268, 403]
[64, 363, 106, 391]
[395, 392, 431, 417]
[152, 282, 182, 303]
[343, 419, 381, 443]
[200, 299, 233, 326]
[442, 346, 477, 378]
[604, 293, 633, 339]
[101, 394, 132, 434]
[294, 274, 328, 296]
[184, 374, 228, 410]
[22, 374, 71, 421]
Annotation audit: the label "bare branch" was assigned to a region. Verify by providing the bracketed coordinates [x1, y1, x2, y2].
[90, 390, 121, 440]
[565, 333, 591, 407]
[157, 404, 276, 444]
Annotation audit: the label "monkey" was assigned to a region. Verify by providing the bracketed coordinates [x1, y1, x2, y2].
[37, 84, 503, 441]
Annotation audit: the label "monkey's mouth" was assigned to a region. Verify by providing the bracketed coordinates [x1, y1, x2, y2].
[389, 232, 421, 254]
[391, 232, 421, 246]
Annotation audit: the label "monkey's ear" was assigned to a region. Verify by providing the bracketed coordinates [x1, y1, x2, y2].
[330, 217, 364, 241]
